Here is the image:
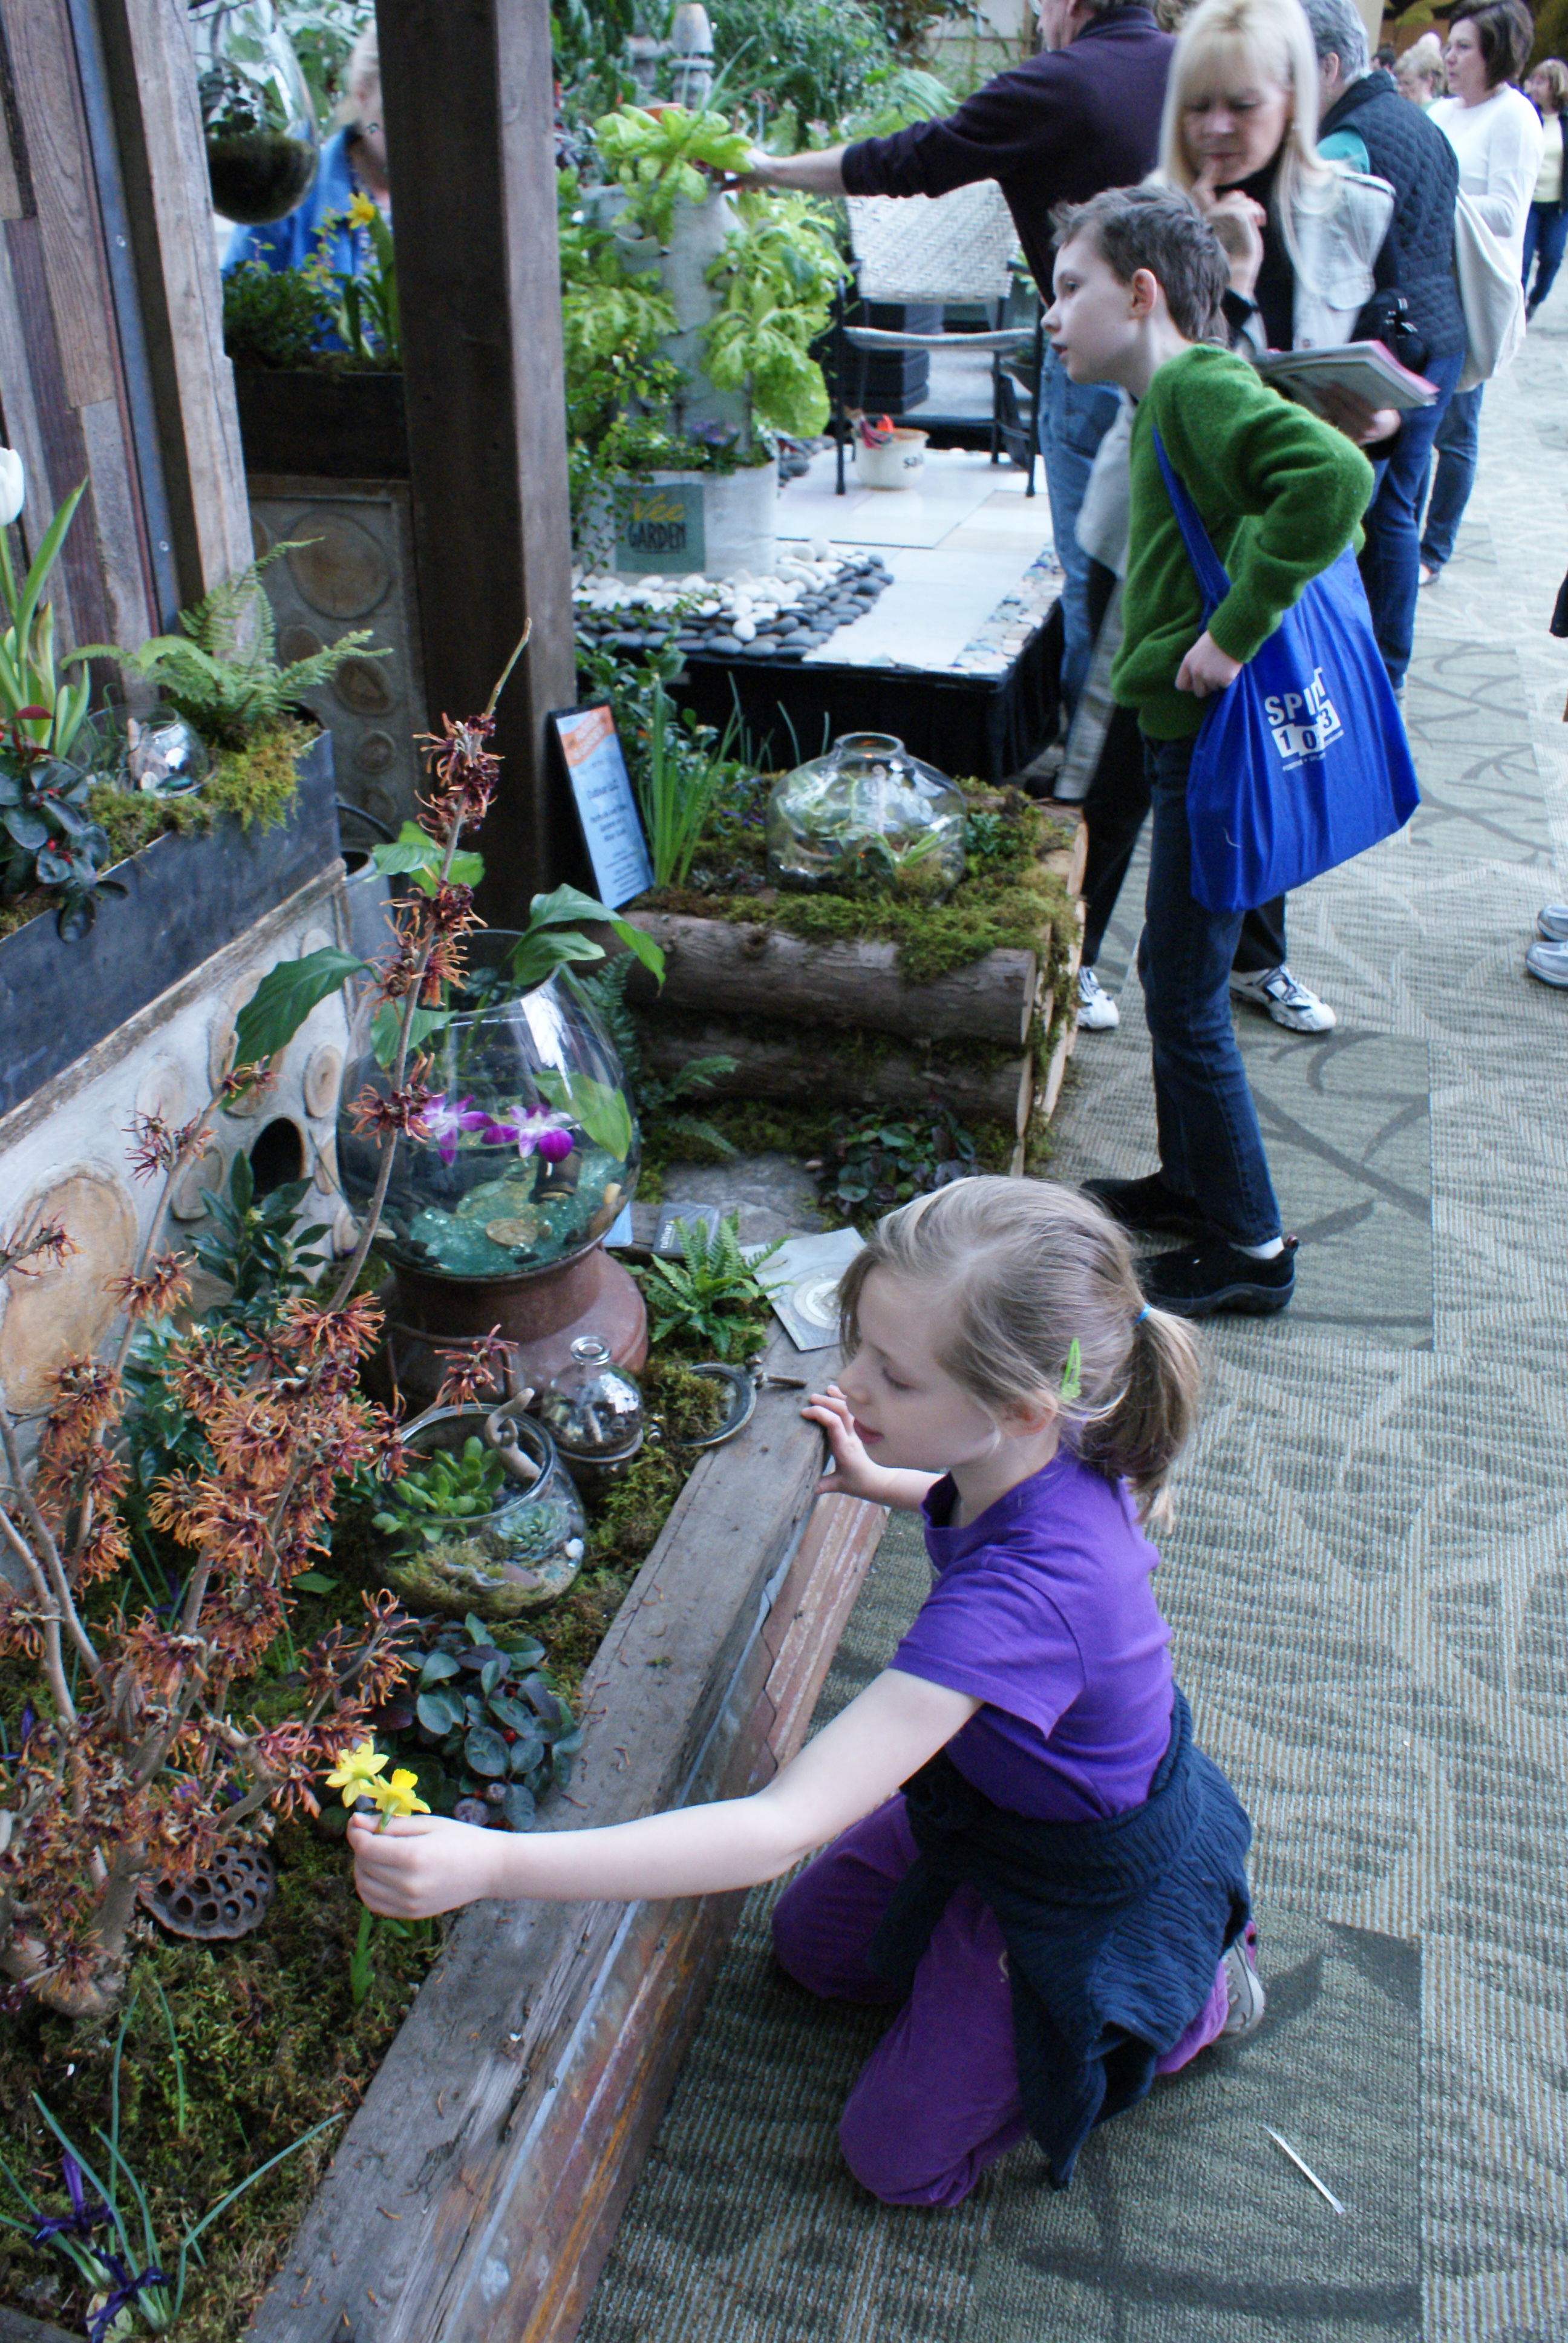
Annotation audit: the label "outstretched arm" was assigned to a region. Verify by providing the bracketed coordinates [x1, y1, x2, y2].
[350, 1666, 978, 1919]
[745, 147, 851, 195]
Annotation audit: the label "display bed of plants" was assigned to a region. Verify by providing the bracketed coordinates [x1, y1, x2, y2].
[621, 764, 1088, 1164]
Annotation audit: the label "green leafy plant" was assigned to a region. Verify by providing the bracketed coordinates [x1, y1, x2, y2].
[0, 731, 123, 940]
[221, 255, 338, 369]
[573, 952, 739, 1159]
[641, 1214, 784, 1355]
[323, 194, 400, 367]
[366, 1613, 583, 1832]
[633, 669, 744, 888]
[815, 1105, 979, 1222]
[275, 0, 374, 123]
[183, 1149, 334, 1329]
[88, 545, 384, 754]
[0, 1981, 341, 2336]
[509, 882, 665, 992]
[0, 477, 95, 761]
[371, 1435, 510, 1545]
[702, 195, 841, 437]
[706, 0, 892, 131]
[593, 105, 754, 242]
[964, 806, 1024, 870]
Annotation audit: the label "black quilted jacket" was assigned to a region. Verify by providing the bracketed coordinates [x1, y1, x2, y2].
[1320, 69, 1466, 356]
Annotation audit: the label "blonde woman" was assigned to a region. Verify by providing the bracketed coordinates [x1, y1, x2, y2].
[222, 28, 388, 285]
[1151, 0, 1393, 1033]
[1523, 56, 1568, 316]
[1397, 30, 1445, 106]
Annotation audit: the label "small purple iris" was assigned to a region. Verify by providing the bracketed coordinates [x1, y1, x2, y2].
[480, 1104, 576, 1162]
[411, 1092, 489, 1166]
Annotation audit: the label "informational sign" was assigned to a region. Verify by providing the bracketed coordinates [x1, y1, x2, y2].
[551, 704, 655, 909]
[615, 480, 705, 574]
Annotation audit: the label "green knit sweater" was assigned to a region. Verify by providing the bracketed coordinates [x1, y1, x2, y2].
[1111, 343, 1375, 740]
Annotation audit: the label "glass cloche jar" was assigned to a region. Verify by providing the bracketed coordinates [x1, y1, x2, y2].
[765, 731, 967, 899]
[189, 0, 318, 225]
[335, 939, 641, 1283]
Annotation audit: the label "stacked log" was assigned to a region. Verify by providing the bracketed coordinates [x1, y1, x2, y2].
[626, 814, 1086, 1159]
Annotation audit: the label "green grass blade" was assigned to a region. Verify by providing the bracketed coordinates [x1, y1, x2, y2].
[148, 1976, 188, 2137]
[29, 2096, 135, 2267]
[12, 479, 87, 657]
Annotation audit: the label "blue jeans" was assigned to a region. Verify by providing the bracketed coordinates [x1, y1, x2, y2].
[1419, 381, 1482, 575]
[1360, 342, 1465, 686]
[1137, 731, 1281, 1248]
[1524, 203, 1568, 308]
[1040, 347, 1122, 716]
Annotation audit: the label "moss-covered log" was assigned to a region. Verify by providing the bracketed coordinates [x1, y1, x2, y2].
[638, 1011, 1034, 1136]
[624, 912, 1039, 1045]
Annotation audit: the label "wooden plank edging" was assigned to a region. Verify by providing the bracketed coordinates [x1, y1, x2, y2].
[226, 1343, 884, 2343]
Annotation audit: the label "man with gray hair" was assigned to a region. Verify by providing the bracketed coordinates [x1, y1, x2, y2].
[1302, 0, 1466, 690]
[748, 0, 1172, 721]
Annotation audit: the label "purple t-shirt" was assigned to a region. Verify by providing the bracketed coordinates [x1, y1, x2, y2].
[891, 1449, 1174, 1823]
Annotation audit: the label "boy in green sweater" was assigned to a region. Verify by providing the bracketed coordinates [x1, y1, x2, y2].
[1044, 184, 1373, 1317]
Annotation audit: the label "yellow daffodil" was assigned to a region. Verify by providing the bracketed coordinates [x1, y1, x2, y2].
[325, 1737, 389, 1809]
[369, 1768, 431, 1823]
[347, 191, 378, 229]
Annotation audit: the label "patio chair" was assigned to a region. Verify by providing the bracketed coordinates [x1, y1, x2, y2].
[831, 180, 1044, 496]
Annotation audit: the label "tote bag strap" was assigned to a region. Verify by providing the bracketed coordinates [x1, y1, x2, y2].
[1150, 425, 1231, 615]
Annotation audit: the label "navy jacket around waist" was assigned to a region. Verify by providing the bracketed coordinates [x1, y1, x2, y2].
[840, 7, 1172, 297]
[869, 1688, 1252, 2188]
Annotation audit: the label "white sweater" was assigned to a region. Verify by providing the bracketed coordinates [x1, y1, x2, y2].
[1431, 87, 1545, 263]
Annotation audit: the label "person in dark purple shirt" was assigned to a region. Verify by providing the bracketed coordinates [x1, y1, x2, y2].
[748, 0, 1173, 716]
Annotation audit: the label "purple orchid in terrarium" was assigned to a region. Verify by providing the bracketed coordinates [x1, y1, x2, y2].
[482, 1103, 575, 1162]
[412, 1092, 490, 1167]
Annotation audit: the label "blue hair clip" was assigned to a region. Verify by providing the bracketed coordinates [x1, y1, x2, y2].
[1134, 1303, 1150, 1325]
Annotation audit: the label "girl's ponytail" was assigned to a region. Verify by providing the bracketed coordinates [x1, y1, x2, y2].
[1077, 1303, 1203, 1529]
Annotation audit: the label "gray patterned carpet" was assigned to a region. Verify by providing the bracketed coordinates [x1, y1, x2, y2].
[578, 317, 1568, 2343]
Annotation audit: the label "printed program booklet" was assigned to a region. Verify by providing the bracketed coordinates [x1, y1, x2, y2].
[1253, 340, 1437, 416]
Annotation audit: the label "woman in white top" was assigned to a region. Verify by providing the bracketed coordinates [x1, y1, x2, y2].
[1419, 0, 1543, 582]
[1523, 58, 1568, 318]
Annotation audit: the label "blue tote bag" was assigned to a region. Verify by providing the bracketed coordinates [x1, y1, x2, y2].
[1152, 428, 1419, 914]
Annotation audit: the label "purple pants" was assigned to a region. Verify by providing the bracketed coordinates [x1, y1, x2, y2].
[772, 1794, 1231, 2208]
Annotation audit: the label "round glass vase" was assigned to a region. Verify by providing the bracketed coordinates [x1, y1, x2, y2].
[189, 0, 318, 225]
[376, 1410, 587, 1620]
[336, 937, 647, 1402]
[765, 732, 967, 899]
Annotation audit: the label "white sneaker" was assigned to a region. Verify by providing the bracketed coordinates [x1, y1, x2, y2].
[1526, 940, 1568, 988]
[1537, 904, 1568, 943]
[1229, 964, 1337, 1034]
[1077, 966, 1120, 1031]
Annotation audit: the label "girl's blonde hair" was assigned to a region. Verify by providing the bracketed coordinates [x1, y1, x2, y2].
[1160, 0, 1330, 286]
[837, 1177, 1203, 1526]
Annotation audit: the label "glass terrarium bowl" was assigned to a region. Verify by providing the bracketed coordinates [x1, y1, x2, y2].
[189, 0, 318, 224]
[765, 731, 967, 900]
[377, 1410, 588, 1620]
[77, 706, 211, 796]
[336, 939, 641, 1284]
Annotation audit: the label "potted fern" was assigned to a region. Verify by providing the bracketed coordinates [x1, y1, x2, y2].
[1, 548, 376, 1118]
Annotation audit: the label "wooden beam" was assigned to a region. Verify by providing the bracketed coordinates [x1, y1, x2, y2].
[374, 0, 578, 921]
[90, 0, 252, 607]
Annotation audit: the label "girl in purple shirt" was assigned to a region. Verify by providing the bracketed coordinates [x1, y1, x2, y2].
[351, 1178, 1259, 2206]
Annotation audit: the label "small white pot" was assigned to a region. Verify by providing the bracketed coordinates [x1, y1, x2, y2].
[857, 428, 928, 491]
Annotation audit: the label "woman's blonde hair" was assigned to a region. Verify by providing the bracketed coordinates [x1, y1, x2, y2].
[1160, 0, 1330, 285]
[336, 27, 380, 125]
[1532, 55, 1568, 108]
[1398, 29, 1445, 91]
[836, 1177, 1204, 1526]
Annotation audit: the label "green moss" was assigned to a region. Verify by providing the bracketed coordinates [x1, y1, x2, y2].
[206, 719, 311, 831]
[0, 1824, 442, 2342]
[636, 784, 1079, 987]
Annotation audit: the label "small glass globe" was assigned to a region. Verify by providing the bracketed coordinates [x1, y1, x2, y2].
[766, 732, 967, 899]
[335, 940, 641, 1282]
[189, 0, 318, 224]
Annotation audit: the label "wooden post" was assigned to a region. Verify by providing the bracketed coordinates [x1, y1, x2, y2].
[374, 0, 578, 923]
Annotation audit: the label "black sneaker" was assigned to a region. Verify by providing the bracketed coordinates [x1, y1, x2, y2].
[1081, 1172, 1213, 1238]
[1141, 1234, 1298, 1319]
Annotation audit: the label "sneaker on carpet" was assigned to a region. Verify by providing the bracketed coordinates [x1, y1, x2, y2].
[1537, 904, 1568, 943]
[1526, 940, 1568, 988]
[1077, 966, 1120, 1031]
[1081, 1172, 1212, 1237]
[1220, 1927, 1266, 2040]
[1140, 1234, 1298, 1319]
[1229, 963, 1337, 1034]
